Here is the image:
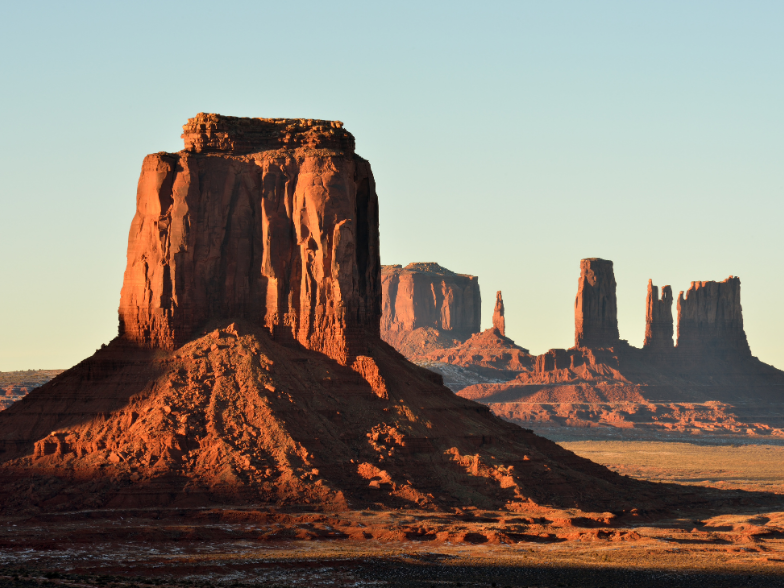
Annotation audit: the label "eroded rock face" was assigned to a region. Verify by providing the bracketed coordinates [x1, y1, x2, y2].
[574, 258, 619, 349]
[381, 263, 480, 347]
[492, 291, 505, 336]
[643, 280, 674, 350]
[677, 277, 751, 357]
[118, 113, 381, 365]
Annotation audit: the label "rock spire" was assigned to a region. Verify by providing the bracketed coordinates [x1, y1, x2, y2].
[643, 280, 674, 350]
[574, 258, 619, 349]
[492, 291, 505, 336]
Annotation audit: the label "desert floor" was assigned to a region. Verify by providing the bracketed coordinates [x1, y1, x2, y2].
[3, 430, 784, 587]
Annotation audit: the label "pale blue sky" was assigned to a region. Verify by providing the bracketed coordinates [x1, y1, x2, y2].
[1, 1, 782, 370]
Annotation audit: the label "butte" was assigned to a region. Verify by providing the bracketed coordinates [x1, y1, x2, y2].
[1, 115, 688, 515]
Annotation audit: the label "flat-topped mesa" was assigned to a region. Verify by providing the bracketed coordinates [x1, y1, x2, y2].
[676, 276, 751, 358]
[643, 280, 674, 350]
[181, 113, 355, 154]
[492, 291, 505, 336]
[574, 258, 619, 349]
[381, 263, 480, 339]
[118, 114, 380, 365]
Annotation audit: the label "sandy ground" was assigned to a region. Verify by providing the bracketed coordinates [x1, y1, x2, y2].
[559, 440, 784, 494]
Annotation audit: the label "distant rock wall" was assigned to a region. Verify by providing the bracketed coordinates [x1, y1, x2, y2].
[676, 277, 751, 357]
[574, 258, 619, 349]
[381, 263, 480, 341]
[644, 280, 674, 350]
[118, 113, 381, 365]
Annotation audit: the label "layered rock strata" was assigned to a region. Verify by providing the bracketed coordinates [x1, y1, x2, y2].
[677, 277, 751, 358]
[381, 263, 480, 354]
[492, 291, 505, 336]
[119, 113, 380, 366]
[574, 259, 619, 349]
[643, 280, 674, 350]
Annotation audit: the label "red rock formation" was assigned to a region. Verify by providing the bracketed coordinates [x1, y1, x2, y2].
[574, 258, 619, 349]
[119, 113, 380, 366]
[492, 291, 505, 336]
[381, 263, 480, 354]
[0, 116, 661, 515]
[643, 280, 674, 350]
[459, 265, 783, 437]
[676, 276, 751, 358]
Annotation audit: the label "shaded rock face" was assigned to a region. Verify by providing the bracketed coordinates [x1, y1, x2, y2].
[119, 113, 381, 366]
[677, 277, 751, 358]
[492, 291, 505, 336]
[381, 263, 480, 344]
[643, 280, 674, 350]
[574, 259, 619, 349]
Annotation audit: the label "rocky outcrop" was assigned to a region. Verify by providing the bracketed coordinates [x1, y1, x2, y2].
[677, 277, 751, 358]
[0, 115, 666, 516]
[574, 258, 619, 349]
[381, 263, 480, 352]
[643, 280, 674, 350]
[118, 113, 380, 366]
[492, 291, 505, 336]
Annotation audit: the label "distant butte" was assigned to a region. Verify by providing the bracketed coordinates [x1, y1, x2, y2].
[459, 258, 784, 437]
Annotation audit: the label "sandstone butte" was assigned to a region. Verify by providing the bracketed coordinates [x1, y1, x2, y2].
[459, 258, 784, 436]
[381, 264, 534, 389]
[0, 115, 685, 516]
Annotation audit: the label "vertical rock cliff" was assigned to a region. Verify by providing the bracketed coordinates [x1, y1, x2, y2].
[381, 263, 481, 344]
[492, 291, 505, 336]
[574, 258, 619, 349]
[643, 280, 674, 350]
[118, 113, 381, 365]
[676, 276, 751, 358]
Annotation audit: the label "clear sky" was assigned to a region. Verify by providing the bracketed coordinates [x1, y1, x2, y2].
[1, 1, 782, 371]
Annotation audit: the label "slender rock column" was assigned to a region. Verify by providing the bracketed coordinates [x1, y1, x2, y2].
[492, 291, 505, 336]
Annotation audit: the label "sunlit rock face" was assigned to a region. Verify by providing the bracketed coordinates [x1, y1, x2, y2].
[119, 113, 381, 365]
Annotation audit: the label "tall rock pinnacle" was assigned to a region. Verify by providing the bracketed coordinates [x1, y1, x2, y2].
[676, 276, 751, 357]
[492, 291, 505, 336]
[644, 280, 674, 349]
[574, 258, 619, 349]
[118, 113, 381, 365]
